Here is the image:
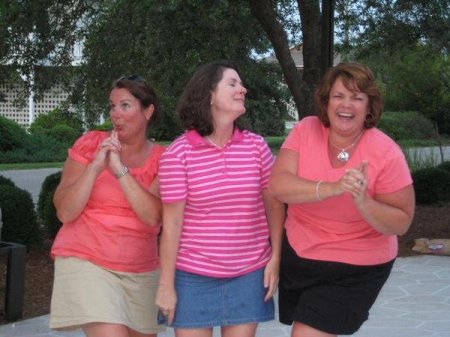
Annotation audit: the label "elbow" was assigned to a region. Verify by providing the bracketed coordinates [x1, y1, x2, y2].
[397, 219, 413, 236]
[267, 180, 280, 198]
[56, 209, 76, 224]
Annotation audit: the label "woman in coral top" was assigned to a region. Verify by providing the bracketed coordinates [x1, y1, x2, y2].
[50, 75, 165, 337]
[269, 63, 415, 337]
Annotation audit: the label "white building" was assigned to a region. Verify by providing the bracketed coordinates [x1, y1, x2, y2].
[0, 39, 83, 128]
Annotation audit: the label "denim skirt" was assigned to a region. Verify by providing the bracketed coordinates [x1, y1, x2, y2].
[171, 267, 274, 328]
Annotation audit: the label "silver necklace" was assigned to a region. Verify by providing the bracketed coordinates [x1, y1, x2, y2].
[206, 136, 224, 149]
[329, 131, 364, 162]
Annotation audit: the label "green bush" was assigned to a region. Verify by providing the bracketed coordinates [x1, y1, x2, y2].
[378, 111, 435, 142]
[37, 171, 62, 239]
[0, 184, 42, 248]
[47, 124, 80, 145]
[0, 133, 69, 163]
[0, 116, 28, 151]
[412, 167, 450, 205]
[436, 161, 450, 172]
[0, 175, 16, 187]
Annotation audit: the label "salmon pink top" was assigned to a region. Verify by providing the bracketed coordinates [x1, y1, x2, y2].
[283, 117, 413, 265]
[159, 129, 274, 278]
[51, 131, 165, 273]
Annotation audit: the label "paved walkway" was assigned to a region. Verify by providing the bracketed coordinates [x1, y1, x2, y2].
[0, 255, 449, 337]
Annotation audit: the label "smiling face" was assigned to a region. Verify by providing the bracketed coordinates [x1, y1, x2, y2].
[210, 68, 247, 124]
[109, 87, 153, 141]
[327, 77, 369, 136]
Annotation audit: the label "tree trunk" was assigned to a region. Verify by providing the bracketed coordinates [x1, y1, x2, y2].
[248, 0, 310, 118]
[249, 0, 327, 118]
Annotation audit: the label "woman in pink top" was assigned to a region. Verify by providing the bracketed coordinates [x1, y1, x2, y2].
[49, 75, 165, 337]
[269, 63, 415, 337]
[155, 60, 285, 337]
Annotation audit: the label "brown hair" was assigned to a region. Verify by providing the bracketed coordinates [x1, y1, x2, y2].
[314, 62, 383, 128]
[111, 75, 159, 127]
[177, 60, 241, 136]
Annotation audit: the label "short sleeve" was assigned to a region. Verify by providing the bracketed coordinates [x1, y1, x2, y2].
[68, 131, 107, 165]
[158, 144, 188, 203]
[282, 117, 322, 154]
[257, 136, 275, 189]
[374, 146, 413, 194]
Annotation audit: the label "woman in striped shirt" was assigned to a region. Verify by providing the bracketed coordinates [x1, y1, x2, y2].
[155, 60, 285, 337]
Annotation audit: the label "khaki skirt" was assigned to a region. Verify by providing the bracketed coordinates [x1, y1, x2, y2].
[50, 256, 164, 334]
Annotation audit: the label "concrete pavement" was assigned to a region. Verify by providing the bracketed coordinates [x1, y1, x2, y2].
[0, 255, 449, 337]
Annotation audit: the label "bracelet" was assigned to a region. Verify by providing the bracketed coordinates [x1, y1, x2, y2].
[316, 180, 323, 201]
[115, 165, 129, 179]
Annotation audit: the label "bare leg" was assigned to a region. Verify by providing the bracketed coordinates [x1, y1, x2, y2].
[175, 327, 213, 337]
[83, 322, 129, 337]
[83, 322, 157, 337]
[129, 327, 157, 337]
[291, 321, 336, 337]
[221, 323, 257, 337]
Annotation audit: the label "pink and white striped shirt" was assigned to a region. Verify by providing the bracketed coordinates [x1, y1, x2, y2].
[159, 129, 274, 278]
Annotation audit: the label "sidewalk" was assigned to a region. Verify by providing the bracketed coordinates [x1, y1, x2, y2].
[0, 255, 449, 337]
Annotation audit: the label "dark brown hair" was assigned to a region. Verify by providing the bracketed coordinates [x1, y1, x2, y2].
[314, 62, 383, 128]
[111, 75, 159, 127]
[177, 60, 241, 136]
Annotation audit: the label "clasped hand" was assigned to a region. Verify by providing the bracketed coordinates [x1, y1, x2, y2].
[336, 160, 368, 204]
[92, 130, 124, 176]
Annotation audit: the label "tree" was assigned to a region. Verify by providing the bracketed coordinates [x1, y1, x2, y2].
[248, 0, 330, 118]
[334, 0, 450, 136]
[1, 0, 288, 139]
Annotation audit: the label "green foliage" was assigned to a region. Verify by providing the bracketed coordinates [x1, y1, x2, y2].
[0, 184, 42, 248]
[0, 116, 28, 151]
[412, 167, 450, 205]
[0, 133, 69, 163]
[71, 0, 285, 139]
[378, 111, 435, 142]
[437, 161, 450, 172]
[92, 118, 112, 131]
[0, 174, 15, 187]
[379, 47, 450, 136]
[29, 107, 84, 145]
[37, 171, 62, 239]
[265, 136, 285, 149]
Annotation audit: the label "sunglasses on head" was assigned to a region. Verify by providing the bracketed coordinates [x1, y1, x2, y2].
[118, 74, 145, 82]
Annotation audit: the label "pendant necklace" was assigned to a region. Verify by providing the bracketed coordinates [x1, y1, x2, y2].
[206, 136, 224, 149]
[329, 131, 364, 162]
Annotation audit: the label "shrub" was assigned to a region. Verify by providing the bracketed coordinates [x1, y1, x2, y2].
[378, 111, 435, 142]
[0, 184, 42, 248]
[37, 171, 62, 239]
[412, 167, 450, 205]
[0, 116, 28, 151]
[437, 161, 450, 172]
[0, 175, 16, 187]
[47, 124, 80, 145]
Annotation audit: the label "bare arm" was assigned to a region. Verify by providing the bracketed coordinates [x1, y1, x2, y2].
[114, 171, 162, 226]
[345, 163, 415, 235]
[155, 201, 185, 325]
[262, 189, 285, 301]
[268, 149, 342, 203]
[53, 158, 104, 223]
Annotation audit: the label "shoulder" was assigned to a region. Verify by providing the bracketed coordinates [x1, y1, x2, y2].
[241, 130, 266, 144]
[71, 130, 108, 154]
[161, 133, 190, 158]
[365, 127, 404, 157]
[295, 116, 323, 130]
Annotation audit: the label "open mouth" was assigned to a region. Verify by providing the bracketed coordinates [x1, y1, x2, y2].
[337, 112, 354, 120]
